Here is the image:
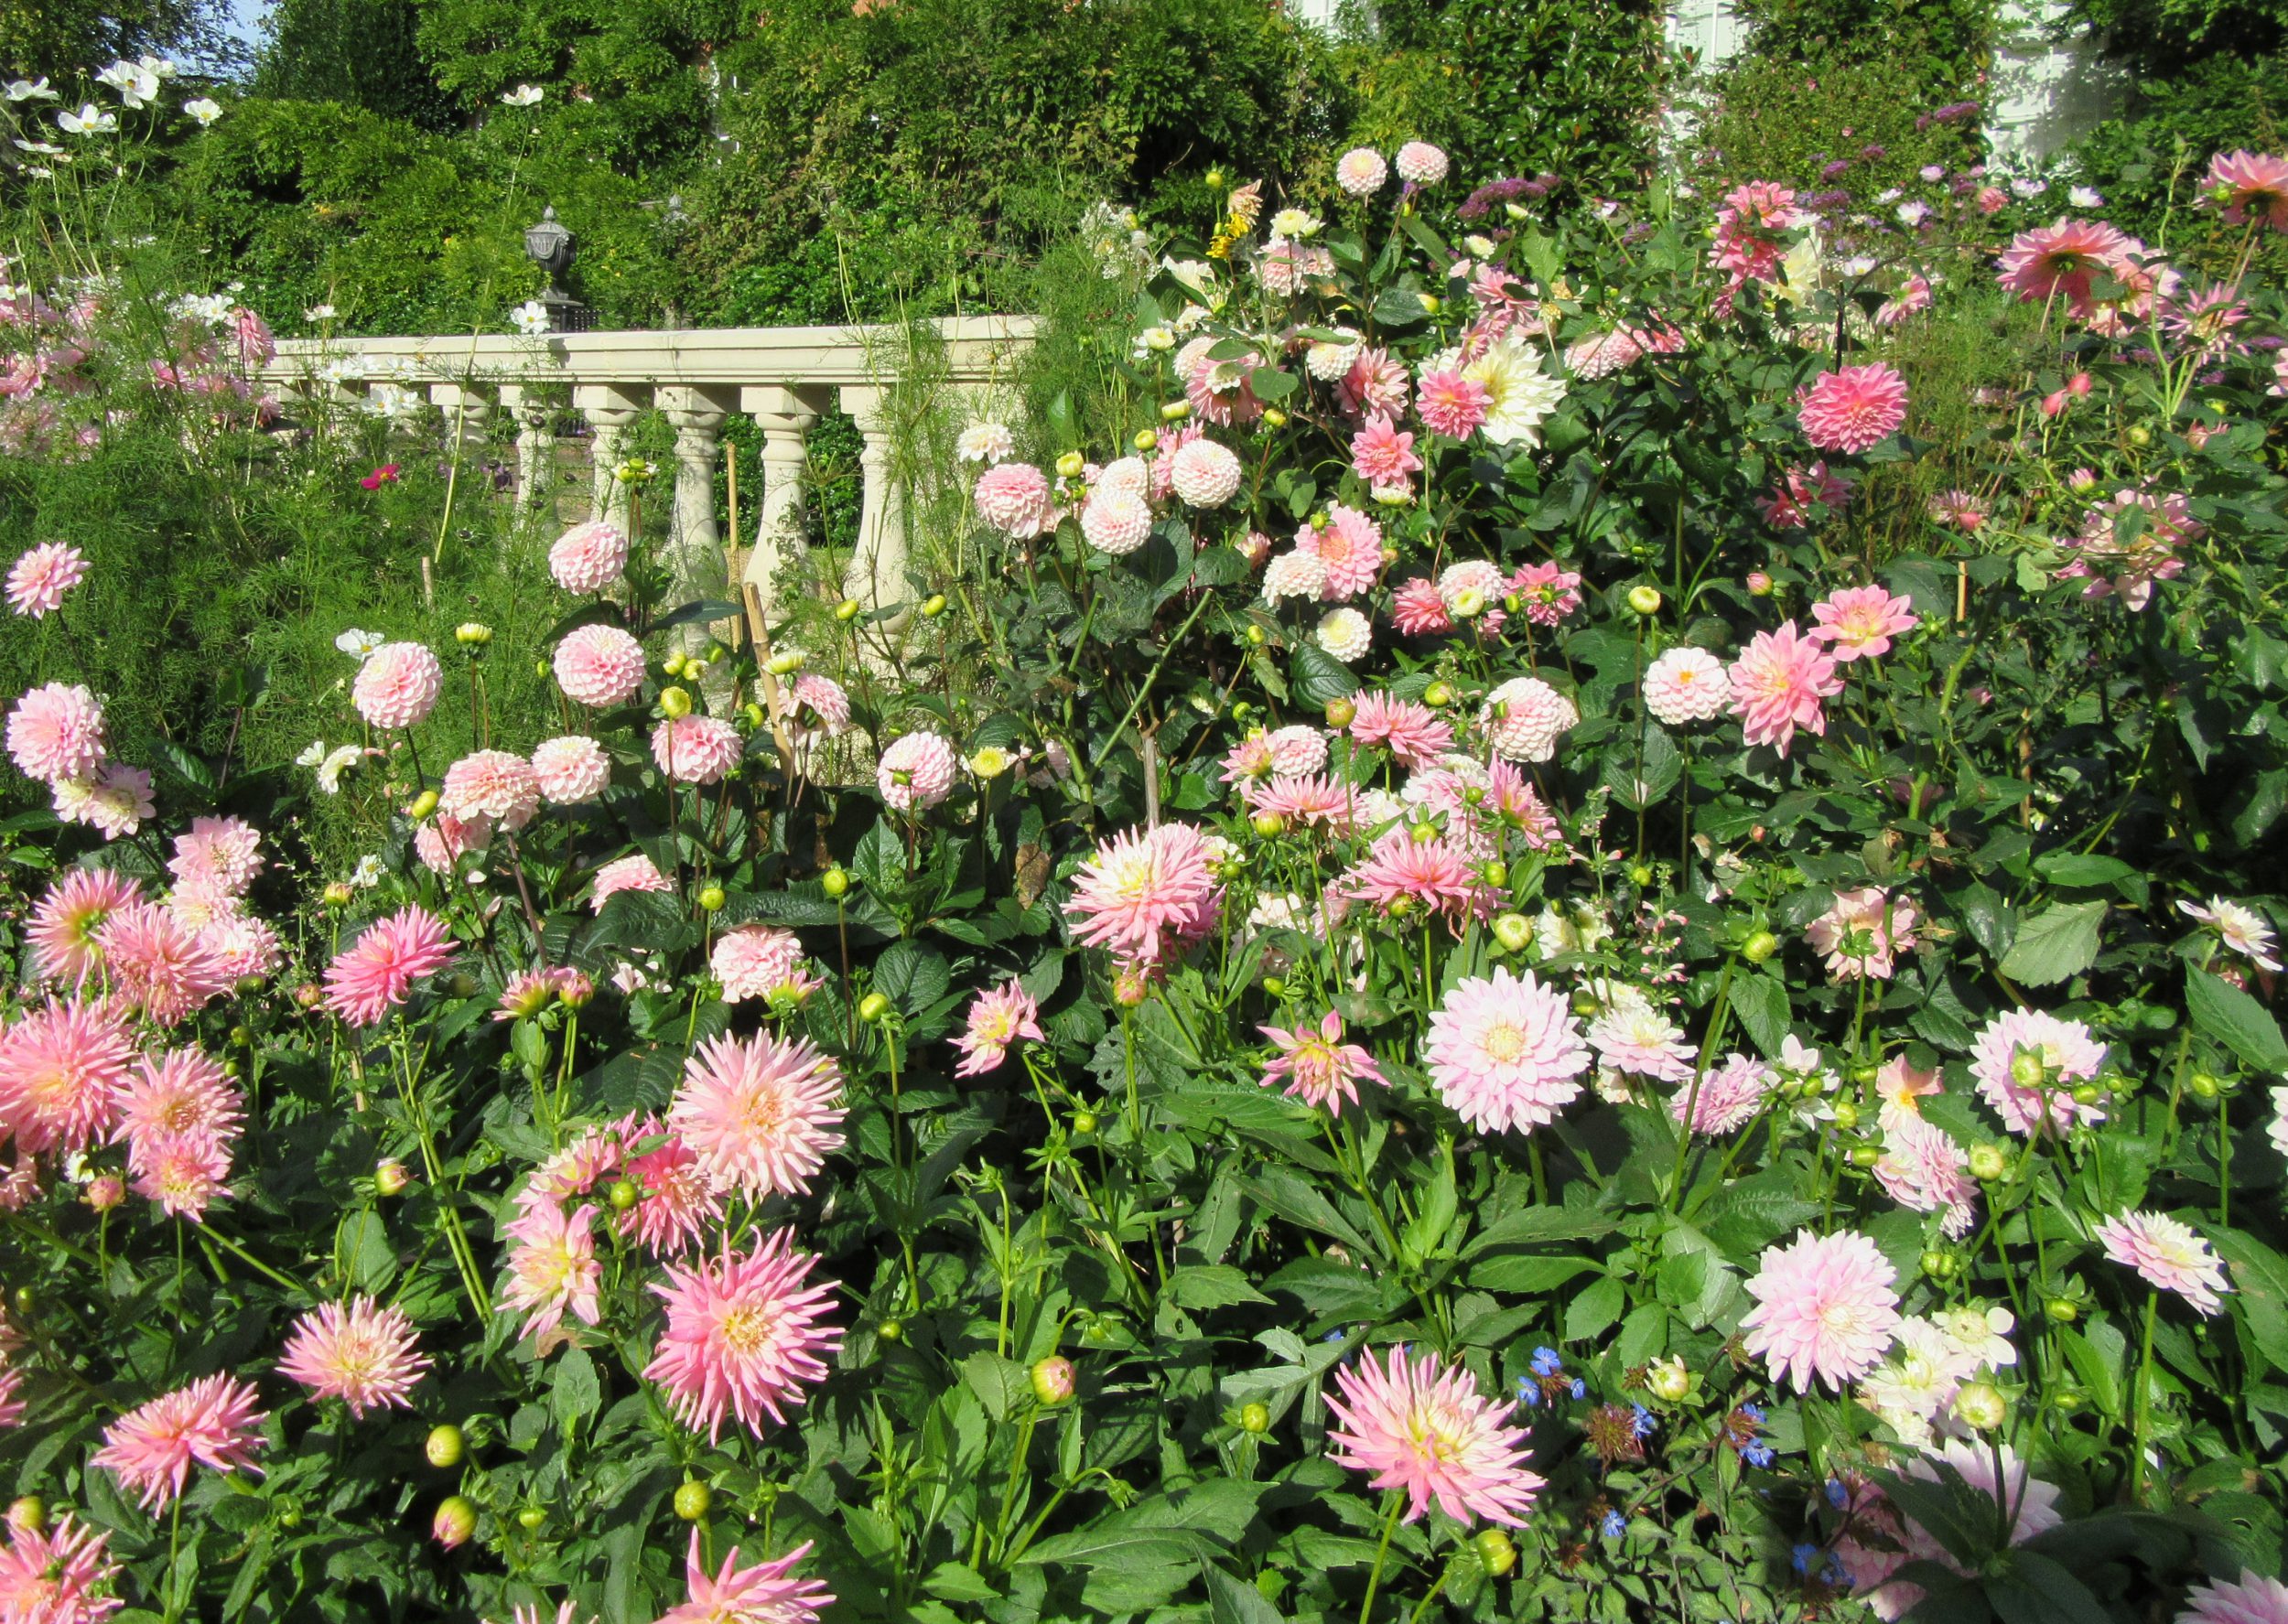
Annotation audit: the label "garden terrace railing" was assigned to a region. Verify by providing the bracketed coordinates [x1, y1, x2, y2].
[258, 317, 1040, 629]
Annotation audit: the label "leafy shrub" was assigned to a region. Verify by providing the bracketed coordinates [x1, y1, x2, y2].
[2065, 55, 2288, 241]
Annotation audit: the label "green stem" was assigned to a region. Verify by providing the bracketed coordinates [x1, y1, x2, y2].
[2129, 1289, 2159, 1502]
[1358, 1491, 1404, 1624]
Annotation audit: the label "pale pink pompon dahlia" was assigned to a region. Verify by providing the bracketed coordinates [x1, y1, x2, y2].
[589, 853, 673, 913]
[1480, 676, 1578, 765]
[547, 519, 629, 594]
[532, 735, 610, 803]
[1797, 363, 1908, 455]
[275, 1296, 431, 1417]
[350, 642, 443, 731]
[1969, 1008, 2107, 1135]
[2175, 1570, 2288, 1624]
[1326, 1346, 1541, 1526]
[322, 906, 455, 1026]
[1424, 966, 1589, 1135]
[6, 683, 106, 783]
[710, 924, 818, 1005]
[0, 1513, 122, 1624]
[1739, 1228, 1901, 1392]
[954, 980, 1046, 1078]
[1395, 141, 1449, 186]
[1643, 645, 1732, 726]
[556, 623, 647, 710]
[5, 542, 88, 618]
[1335, 146, 1388, 196]
[643, 1228, 843, 1443]
[440, 749, 541, 831]
[669, 1030, 847, 1199]
[1728, 621, 1843, 758]
[1064, 822, 1221, 969]
[973, 462, 1056, 539]
[659, 1528, 833, 1624]
[878, 730, 959, 812]
[2094, 1210, 2230, 1316]
[653, 715, 744, 786]
[91, 1373, 267, 1511]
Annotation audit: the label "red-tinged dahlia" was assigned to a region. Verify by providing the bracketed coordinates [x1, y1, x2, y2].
[973, 462, 1056, 538]
[670, 1031, 847, 1199]
[1807, 886, 1918, 981]
[323, 906, 455, 1027]
[1064, 823, 1222, 968]
[1969, 1008, 2106, 1135]
[26, 866, 141, 987]
[1759, 460, 1853, 529]
[645, 1230, 842, 1443]
[1872, 1116, 1978, 1238]
[2201, 149, 2288, 231]
[659, 1527, 834, 1624]
[1389, 577, 1453, 635]
[0, 1513, 124, 1624]
[414, 810, 490, 876]
[547, 519, 628, 594]
[92, 1374, 267, 1511]
[1300, 504, 1384, 600]
[5, 542, 88, 618]
[1672, 1053, 1773, 1135]
[876, 730, 958, 812]
[132, 1129, 233, 1221]
[953, 980, 1045, 1079]
[0, 996, 132, 1155]
[1349, 694, 1452, 769]
[555, 623, 646, 709]
[1728, 621, 1842, 757]
[1808, 585, 1917, 662]
[619, 1117, 722, 1255]
[276, 1296, 431, 1417]
[2095, 1210, 2229, 1315]
[1258, 1010, 1383, 1116]
[1509, 561, 1582, 627]
[589, 853, 673, 912]
[653, 715, 744, 786]
[6, 683, 105, 783]
[1996, 218, 2135, 307]
[1326, 1346, 1541, 1527]
[1343, 828, 1484, 925]
[1797, 363, 1907, 455]
[113, 1047, 242, 1170]
[1424, 966, 1588, 1134]
[1643, 646, 1732, 726]
[501, 1199, 602, 1343]
[710, 925, 820, 1006]
[532, 735, 610, 803]
[351, 642, 443, 731]
[1743, 1230, 1900, 1393]
[1349, 414, 1421, 488]
[167, 816, 262, 898]
[440, 750, 541, 830]
[1480, 676, 1578, 764]
[2176, 1570, 2288, 1624]
[1245, 772, 1358, 832]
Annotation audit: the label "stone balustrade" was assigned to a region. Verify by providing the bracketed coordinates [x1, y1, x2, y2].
[258, 317, 1039, 632]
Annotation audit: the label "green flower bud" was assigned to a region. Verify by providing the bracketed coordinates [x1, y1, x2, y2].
[1967, 1142, 2009, 1180]
[821, 867, 849, 898]
[659, 685, 693, 719]
[1132, 428, 1158, 452]
[1474, 1528, 1517, 1576]
[674, 1480, 712, 1521]
[2045, 1296, 2078, 1323]
[1238, 1402, 1271, 1435]
[516, 1506, 546, 1531]
[375, 1159, 412, 1197]
[425, 1425, 464, 1468]
[431, 1496, 478, 1549]
[697, 885, 726, 912]
[1627, 585, 1663, 616]
[1072, 1110, 1097, 1135]
[1324, 697, 1356, 728]
[7, 1498, 45, 1535]
[835, 598, 862, 622]
[1953, 1382, 2006, 1431]
[1031, 1356, 1076, 1405]
[608, 1178, 640, 1212]
[1160, 399, 1192, 422]
[1493, 913, 1533, 953]
[765, 650, 803, 676]
[921, 594, 948, 618]
[1741, 930, 1779, 964]
[858, 992, 893, 1024]
[877, 1318, 904, 1344]
[406, 790, 439, 821]
[1423, 682, 1454, 708]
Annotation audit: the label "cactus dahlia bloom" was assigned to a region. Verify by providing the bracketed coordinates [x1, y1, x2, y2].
[658, 1528, 834, 1624]
[1064, 823, 1221, 969]
[91, 1374, 267, 1511]
[671, 1031, 846, 1199]
[275, 1296, 431, 1417]
[1969, 1008, 2107, 1135]
[322, 906, 455, 1027]
[546, 519, 629, 594]
[1326, 1346, 1541, 1526]
[94, 901, 232, 1026]
[5, 542, 88, 618]
[2094, 1210, 2230, 1315]
[350, 642, 443, 730]
[501, 1199, 603, 1343]
[0, 1513, 123, 1624]
[1728, 621, 1843, 757]
[1671, 1053, 1774, 1135]
[1739, 1229, 1900, 1392]
[1796, 363, 1908, 454]
[0, 996, 133, 1155]
[1258, 1010, 1384, 1116]
[1348, 694, 1452, 769]
[1424, 966, 1589, 1134]
[26, 866, 141, 986]
[2200, 150, 2288, 231]
[644, 1229, 843, 1443]
[953, 980, 1046, 1078]
[113, 1047, 242, 1168]
[1872, 1116, 1978, 1238]
[876, 730, 959, 812]
[2175, 1571, 2288, 1624]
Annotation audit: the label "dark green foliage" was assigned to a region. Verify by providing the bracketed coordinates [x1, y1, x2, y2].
[1691, 48, 1986, 195]
[2066, 56, 2288, 240]
[254, 0, 458, 129]
[0, 0, 233, 81]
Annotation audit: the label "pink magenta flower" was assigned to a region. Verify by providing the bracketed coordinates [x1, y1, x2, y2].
[27, 866, 141, 986]
[2094, 1210, 2229, 1315]
[358, 464, 399, 489]
[653, 715, 743, 786]
[350, 642, 443, 730]
[1300, 504, 1384, 599]
[113, 1047, 241, 1167]
[1245, 771, 1358, 832]
[1509, 561, 1582, 627]
[1672, 1053, 1773, 1135]
[1169, 437, 1243, 508]
[954, 980, 1045, 1078]
[1480, 677, 1577, 764]
[1343, 828, 1484, 925]
[1340, 347, 1410, 420]
[1425, 966, 1588, 1134]
[659, 1527, 833, 1624]
[440, 749, 540, 831]
[1335, 146, 1387, 196]
[974, 462, 1056, 537]
[1807, 886, 1918, 980]
[1389, 577, 1453, 635]
[0, 1513, 123, 1624]
[494, 967, 587, 1021]
[6, 683, 105, 783]
[2204, 150, 2288, 231]
[92, 1374, 267, 1511]
[590, 853, 673, 912]
[0, 996, 133, 1155]
[1564, 328, 1644, 380]
[1728, 621, 1842, 757]
[1996, 219, 2135, 307]
[132, 1131, 233, 1222]
[54, 761, 156, 844]
[878, 730, 958, 812]
[1808, 585, 1917, 662]
[1838, 1442, 2061, 1619]
[1416, 369, 1490, 439]
[547, 520, 628, 593]
[1970, 1008, 2107, 1135]
[555, 623, 646, 709]
[1350, 414, 1421, 487]
[94, 901, 232, 1026]
[1740, 1228, 1900, 1392]
[501, 1199, 602, 1344]
[1644, 646, 1731, 726]
[1872, 1116, 1978, 1238]
[1258, 1010, 1384, 1116]
[1760, 461, 1853, 528]
[645, 1229, 842, 1443]
[670, 1031, 847, 1199]
[168, 815, 262, 896]
[414, 810, 489, 876]
[1349, 693, 1452, 769]
[1395, 141, 1449, 185]
[5, 543, 87, 618]
[323, 906, 455, 1026]
[532, 735, 610, 802]
[1797, 363, 1908, 455]
[617, 1115, 722, 1256]
[710, 925, 819, 1005]
[2177, 1571, 2288, 1624]
[1064, 823, 1221, 968]
[276, 1296, 431, 1417]
[1326, 1346, 1540, 1526]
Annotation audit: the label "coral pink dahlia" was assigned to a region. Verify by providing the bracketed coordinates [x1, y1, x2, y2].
[94, 901, 232, 1026]
[547, 520, 629, 594]
[1348, 693, 1452, 769]
[2094, 1209, 2229, 1315]
[6, 683, 105, 783]
[1424, 966, 1589, 1134]
[1808, 585, 1917, 662]
[0, 1513, 122, 1624]
[1258, 1009, 1384, 1116]
[5, 542, 88, 618]
[1996, 219, 2135, 307]
[113, 1047, 242, 1169]
[1326, 1346, 1541, 1526]
[1797, 364, 1908, 455]
[589, 853, 674, 912]
[669, 1031, 847, 1199]
[350, 642, 443, 730]
[1728, 621, 1843, 757]
[501, 1199, 603, 1344]
[1064, 823, 1221, 968]
[26, 866, 140, 986]
[644, 1229, 843, 1443]
[92, 1374, 267, 1511]
[709, 925, 818, 1006]
[0, 996, 133, 1155]
[323, 906, 455, 1026]
[1740, 1229, 1900, 1392]
[953, 980, 1045, 1078]
[1672, 1053, 1773, 1135]
[2203, 150, 2288, 231]
[1480, 676, 1578, 764]
[659, 1527, 833, 1624]
[275, 1296, 431, 1417]
[555, 623, 646, 710]
[1806, 886, 1918, 980]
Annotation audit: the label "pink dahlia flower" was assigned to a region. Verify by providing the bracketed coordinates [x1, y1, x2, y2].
[1246, 771, 1359, 831]
[787, 673, 850, 742]
[1299, 504, 1384, 600]
[1996, 218, 2135, 307]
[1565, 328, 1644, 380]
[351, 642, 443, 730]
[6, 683, 105, 783]
[1808, 585, 1917, 662]
[1797, 363, 1908, 455]
[1806, 886, 1918, 980]
[1970, 1008, 2107, 1135]
[501, 1199, 602, 1344]
[1760, 461, 1853, 529]
[710, 925, 820, 1005]
[619, 1116, 722, 1256]
[1080, 489, 1153, 555]
[414, 810, 489, 876]
[1644, 646, 1731, 726]
[95, 901, 232, 1026]
[276, 1296, 431, 1417]
[532, 735, 610, 802]
[1326, 1346, 1540, 1526]
[644, 1229, 842, 1442]
[1395, 141, 1449, 185]
[1437, 559, 1506, 616]
[1838, 1442, 2061, 1619]
[547, 520, 628, 594]
[2203, 150, 2288, 230]
[1672, 1052, 1773, 1135]
[590, 853, 673, 912]
[5, 542, 88, 618]
[1340, 346, 1410, 421]
[974, 462, 1056, 538]
[1348, 694, 1452, 769]
[1390, 577, 1453, 635]
[1168, 438, 1243, 508]
[1335, 146, 1387, 196]
[2176, 1571, 2288, 1624]
[1740, 1228, 1900, 1392]
[1349, 414, 1421, 487]
[1872, 1116, 1978, 1238]
[167, 815, 262, 897]
[92, 1373, 267, 1511]
[1587, 990, 1694, 1082]
[878, 730, 958, 812]
[113, 1047, 242, 1169]
[2062, 488, 2200, 610]
[1264, 724, 1326, 775]
[0, 1513, 122, 1624]
[670, 1030, 847, 1199]
[0, 996, 132, 1155]
[1416, 369, 1491, 439]
[1343, 828, 1484, 926]
[1258, 1009, 1384, 1116]
[323, 905, 455, 1026]
[1480, 676, 1577, 764]
[1064, 823, 1221, 968]
[202, 915, 281, 985]
[1424, 966, 1588, 1134]
[1728, 621, 1842, 757]
[132, 1130, 233, 1222]
[953, 980, 1045, 1078]
[54, 760, 155, 844]
[555, 623, 646, 709]
[2094, 1209, 2229, 1315]
[440, 749, 541, 831]
[660, 1527, 833, 1624]
[1509, 561, 1582, 627]
[27, 866, 140, 986]
[653, 715, 743, 785]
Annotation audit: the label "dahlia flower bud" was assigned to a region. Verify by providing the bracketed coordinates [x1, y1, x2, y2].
[84, 1173, 124, 1211]
[1030, 1356, 1076, 1405]
[1967, 1142, 2009, 1180]
[659, 686, 693, 720]
[455, 622, 492, 647]
[425, 1425, 464, 1468]
[1646, 1357, 1692, 1402]
[1626, 585, 1663, 616]
[431, 1495, 477, 1549]
[1474, 1528, 1517, 1577]
[374, 1158, 412, 1196]
[5, 1499, 43, 1536]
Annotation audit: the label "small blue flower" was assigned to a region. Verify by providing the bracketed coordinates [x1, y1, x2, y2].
[1825, 1479, 1849, 1508]
[1791, 1543, 1819, 1576]
[1322, 1330, 1345, 1344]
[1530, 1347, 1564, 1377]
[1601, 1510, 1626, 1539]
[1743, 1442, 1775, 1468]
[1516, 1376, 1540, 1407]
[1568, 1377, 1586, 1400]
[1738, 1402, 1766, 1425]
[1629, 1404, 1655, 1438]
